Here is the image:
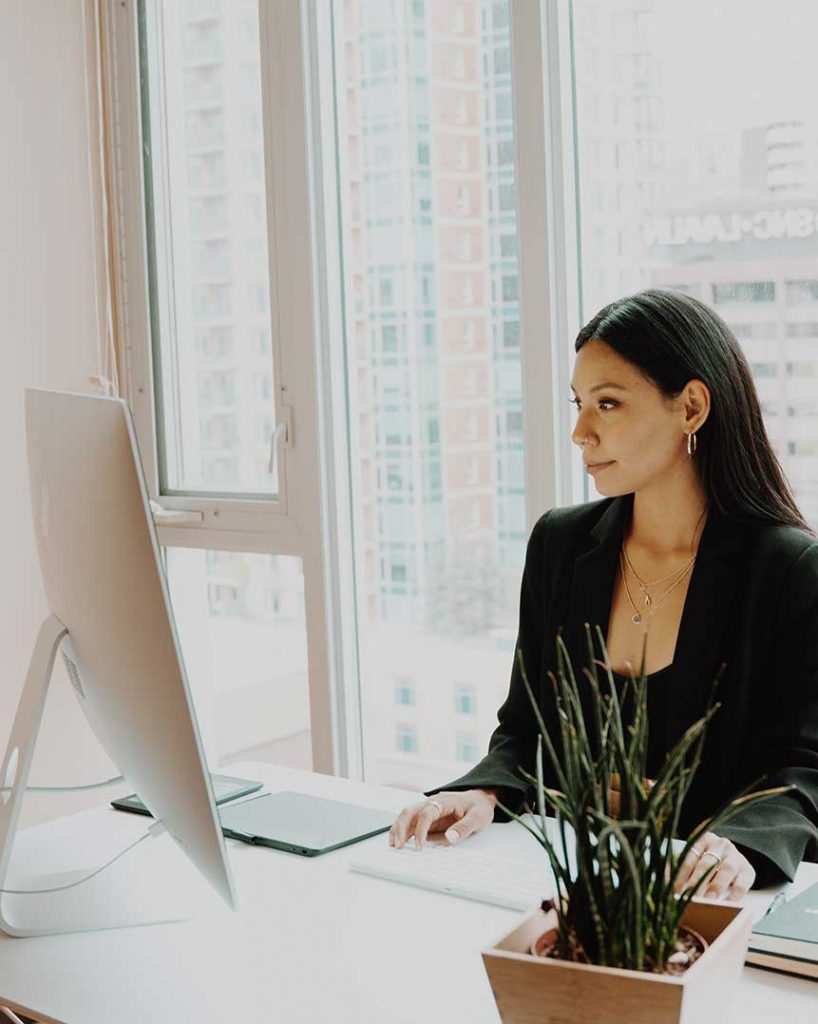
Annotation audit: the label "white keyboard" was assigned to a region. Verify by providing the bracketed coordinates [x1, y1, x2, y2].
[349, 842, 554, 911]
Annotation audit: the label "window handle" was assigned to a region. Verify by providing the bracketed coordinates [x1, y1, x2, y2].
[268, 404, 293, 477]
[149, 500, 204, 527]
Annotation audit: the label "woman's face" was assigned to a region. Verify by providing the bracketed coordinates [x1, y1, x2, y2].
[570, 338, 692, 497]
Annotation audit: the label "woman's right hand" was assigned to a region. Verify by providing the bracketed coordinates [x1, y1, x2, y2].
[388, 788, 498, 849]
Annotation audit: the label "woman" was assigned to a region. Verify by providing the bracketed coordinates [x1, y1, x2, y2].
[389, 288, 818, 900]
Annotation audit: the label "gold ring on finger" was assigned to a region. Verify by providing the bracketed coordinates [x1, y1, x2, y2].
[691, 846, 703, 858]
[426, 798, 444, 819]
[700, 851, 722, 867]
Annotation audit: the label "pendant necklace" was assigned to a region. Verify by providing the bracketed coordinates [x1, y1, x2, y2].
[621, 506, 708, 623]
[619, 550, 694, 625]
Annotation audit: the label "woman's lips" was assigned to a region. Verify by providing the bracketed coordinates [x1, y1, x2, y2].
[584, 460, 615, 473]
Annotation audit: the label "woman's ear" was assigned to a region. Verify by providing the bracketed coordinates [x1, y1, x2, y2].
[683, 379, 711, 433]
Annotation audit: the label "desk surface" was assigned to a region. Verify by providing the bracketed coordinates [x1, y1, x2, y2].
[0, 763, 816, 1024]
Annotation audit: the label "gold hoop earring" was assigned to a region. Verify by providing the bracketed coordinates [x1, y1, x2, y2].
[686, 431, 698, 457]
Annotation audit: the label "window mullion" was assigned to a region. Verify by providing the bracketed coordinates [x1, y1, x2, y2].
[257, 0, 337, 775]
[510, 0, 581, 519]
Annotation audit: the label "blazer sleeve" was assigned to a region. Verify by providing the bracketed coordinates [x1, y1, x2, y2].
[716, 540, 818, 886]
[424, 510, 552, 820]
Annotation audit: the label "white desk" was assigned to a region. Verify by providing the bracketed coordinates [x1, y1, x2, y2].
[0, 763, 815, 1024]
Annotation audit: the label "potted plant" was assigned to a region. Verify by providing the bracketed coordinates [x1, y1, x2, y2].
[481, 627, 789, 1024]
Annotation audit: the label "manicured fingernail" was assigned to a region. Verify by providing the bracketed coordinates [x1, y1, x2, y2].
[445, 829, 459, 844]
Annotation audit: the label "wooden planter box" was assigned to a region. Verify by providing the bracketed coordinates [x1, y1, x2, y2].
[482, 898, 753, 1024]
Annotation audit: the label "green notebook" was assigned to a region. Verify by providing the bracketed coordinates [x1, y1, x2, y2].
[746, 881, 818, 978]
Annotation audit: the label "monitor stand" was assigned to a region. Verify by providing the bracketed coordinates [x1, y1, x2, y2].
[0, 615, 198, 937]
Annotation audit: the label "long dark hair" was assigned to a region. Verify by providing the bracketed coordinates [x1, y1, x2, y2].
[575, 288, 812, 533]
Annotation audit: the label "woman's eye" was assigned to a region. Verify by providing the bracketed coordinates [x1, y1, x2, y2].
[569, 397, 618, 412]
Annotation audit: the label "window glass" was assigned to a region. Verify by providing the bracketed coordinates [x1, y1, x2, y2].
[165, 549, 310, 769]
[572, 0, 818, 522]
[141, 0, 277, 496]
[334, 0, 524, 790]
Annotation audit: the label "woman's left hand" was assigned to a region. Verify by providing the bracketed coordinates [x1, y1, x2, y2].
[674, 832, 756, 901]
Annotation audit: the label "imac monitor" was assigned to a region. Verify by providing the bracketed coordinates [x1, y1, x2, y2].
[0, 388, 236, 935]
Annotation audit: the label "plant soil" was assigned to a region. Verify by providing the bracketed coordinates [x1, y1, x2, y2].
[531, 924, 708, 975]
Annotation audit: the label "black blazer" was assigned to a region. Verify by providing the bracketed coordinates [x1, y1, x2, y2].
[429, 495, 818, 887]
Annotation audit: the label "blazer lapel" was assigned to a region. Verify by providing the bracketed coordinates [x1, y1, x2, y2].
[561, 495, 631, 669]
[666, 508, 744, 747]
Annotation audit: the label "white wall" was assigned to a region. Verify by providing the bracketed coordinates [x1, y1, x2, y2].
[0, 1, 120, 826]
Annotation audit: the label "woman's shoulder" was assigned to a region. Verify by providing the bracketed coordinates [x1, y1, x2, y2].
[530, 497, 614, 547]
[745, 518, 817, 559]
[745, 519, 818, 577]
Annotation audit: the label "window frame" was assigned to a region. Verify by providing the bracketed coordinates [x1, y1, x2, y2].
[106, 0, 578, 783]
[109, 0, 340, 774]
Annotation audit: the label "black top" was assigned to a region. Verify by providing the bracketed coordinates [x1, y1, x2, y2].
[426, 494, 818, 888]
[611, 663, 673, 781]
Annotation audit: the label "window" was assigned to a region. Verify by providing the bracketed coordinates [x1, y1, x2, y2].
[785, 323, 818, 339]
[166, 549, 309, 767]
[454, 684, 476, 715]
[788, 440, 818, 457]
[395, 680, 415, 706]
[396, 724, 418, 754]
[500, 233, 517, 258]
[787, 361, 818, 379]
[506, 409, 523, 437]
[382, 325, 399, 352]
[379, 278, 395, 306]
[456, 185, 471, 214]
[712, 282, 775, 305]
[330, 0, 524, 791]
[572, 0, 818, 524]
[501, 274, 518, 302]
[455, 733, 480, 762]
[498, 183, 515, 212]
[138, 2, 278, 497]
[125, 0, 319, 780]
[787, 280, 818, 304]
[503, 320, 520, 348]
[494, 46, 511, 75]
[730, 322, 778, 341]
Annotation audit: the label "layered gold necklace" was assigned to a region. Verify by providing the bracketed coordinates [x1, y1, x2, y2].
[620, 506, 708, 626]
